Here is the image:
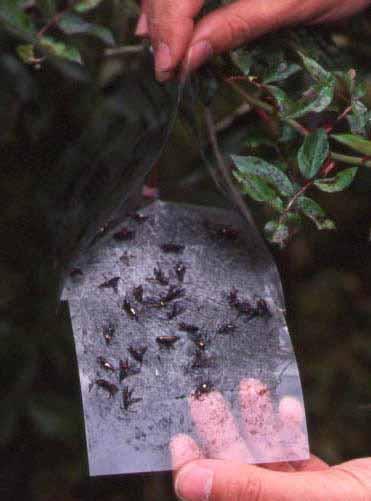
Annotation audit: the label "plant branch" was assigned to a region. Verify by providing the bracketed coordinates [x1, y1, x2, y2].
[37, 0, 79, 38]
[331, 152, 371, 168]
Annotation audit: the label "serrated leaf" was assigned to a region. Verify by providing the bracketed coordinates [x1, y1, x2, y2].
[298, 51, 332, 83]
[74, 0, 104, 13]
[58, 13, 115, 46]
[298, 129, 329, 179]
[287, 80, 335, 119]
[266, 85, 292, 114]
[295, 196, 336, 230]
[314, 168, 358, 193]
[232, 155, 294, 197]
[263, 61, 301, 84]
[331, 133, 371, 156]
[233, 172, 276, 202]
[40, 36, 82, 63]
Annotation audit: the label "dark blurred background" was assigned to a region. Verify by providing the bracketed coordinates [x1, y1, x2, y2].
[1, 2, 371, 500]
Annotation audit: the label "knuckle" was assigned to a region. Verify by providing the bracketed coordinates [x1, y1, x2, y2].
[224, 13, 251, 47]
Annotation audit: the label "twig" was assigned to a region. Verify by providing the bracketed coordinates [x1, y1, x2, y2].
[331, 152, 371, 168]
[37, 0, 79, 38]
[215, 103, 251, 133]
[105, 44, 146, 57]
[203, 107, 257, 229]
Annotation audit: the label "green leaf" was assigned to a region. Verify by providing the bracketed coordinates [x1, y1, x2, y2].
[264, 220, 289, 247]
[16, 43, 36, 64]
[314, 168, 358, 193]
[232, 48, 253, 76]
[58, 13, 115, 46]
[74, 0, 105, 13]
[263, 61, 301, 84]
[287, 80, 335, 119]
[233, 172, 277, 202]
[295, 196, 336, 230]
[36, 0, 56, 16]
[266, 85, 292, 114]
[298, 51, 332, 83]
[347, 101, 371, 137]
[0, 0, 35, 35]
[232, 155, 295, 197]
[298, 129, 329, 179]
[40, 36, 82, 63]
[331, 133, 371, 156]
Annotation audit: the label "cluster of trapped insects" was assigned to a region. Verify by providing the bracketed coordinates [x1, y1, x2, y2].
[77, 213, 271, 413]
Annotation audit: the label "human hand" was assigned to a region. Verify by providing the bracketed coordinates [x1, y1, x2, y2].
[170, 379, 371, 501]
[135, 0, 370, 81]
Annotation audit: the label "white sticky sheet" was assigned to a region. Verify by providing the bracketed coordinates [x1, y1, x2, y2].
[63, 201, 310, 476]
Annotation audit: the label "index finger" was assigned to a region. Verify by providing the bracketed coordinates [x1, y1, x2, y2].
[147, 0, 206, 81]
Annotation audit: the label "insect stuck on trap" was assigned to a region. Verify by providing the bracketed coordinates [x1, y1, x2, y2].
[156, 335, 180, 348]
[99, 276, 120, 294]
[121, 386, 142, 411]
[90, 379, 119, 398]
[119, 359, 140, 382]
[123, 299, 139, 321]
[160, 243, 185, 254]
[128, 345, 147, 364]
[102, 322, 115, 345]
[193, 381, 214, 400]
[97, 356, 115, 372]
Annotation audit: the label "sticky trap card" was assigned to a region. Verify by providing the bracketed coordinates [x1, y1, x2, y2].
[63, 201, 309, 476]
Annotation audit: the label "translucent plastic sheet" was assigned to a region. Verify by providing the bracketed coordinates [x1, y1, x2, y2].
[63, 201, 310, 476]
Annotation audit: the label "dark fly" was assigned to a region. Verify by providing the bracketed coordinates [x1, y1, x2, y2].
[228, 288, 239, 307]
[130, 212, 148, 223]
[228, 288, 254, 318]
[191, 350, 214, 369]
[133, 285, 144, 303]
[99, 276, 120, 293]
[119, 359, 140, 382]
[128, 345, 147, 363]
[97, 356, 115, 372]
[255, 298, 270, 317]
[193, 335, 207, 351]
[163, 285, 186, 303]
[167, 302, 186, 320]
[160, 243, 185, 254]
[113, 228, 135, 242]
[178, 322, 199, 334]
[123, 299, 139, 321]
[120, 251, 132, 266]
[121, 386, 142, 411]
[70, 268, 83, 278]
[175, 262, 186, 282]
[103, 323, 115, 345]
[194, 381, 214, 399]
[91, 379, 118, 398]
[218, 323, 236, 335]
[156, 335, 180, 348]
[205, 221, 240, 241]
[153, 266, 169, 286]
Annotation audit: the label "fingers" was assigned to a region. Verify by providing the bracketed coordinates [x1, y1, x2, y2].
[189, 390, 252, 462]
[174, 458, 370, 501]
[135, 0, 149, 37]
[146, 0, 205, 81]
[170, 434, 204, 471]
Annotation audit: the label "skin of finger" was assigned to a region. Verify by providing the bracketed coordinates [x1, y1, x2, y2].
[310, 0, 371, 24]
[239, 379, 287, 462]
[170, 434, 204, 472]
[290, 454, 329, 472]
[147, 0, 204, 72]
[176, 458, 371, 501]
[135, 12, 149, 37]
[184, 0, 354, 71]
[189, 391, 253, 462]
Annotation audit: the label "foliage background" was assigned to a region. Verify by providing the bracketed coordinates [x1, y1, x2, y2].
[1, 1, 371, 500]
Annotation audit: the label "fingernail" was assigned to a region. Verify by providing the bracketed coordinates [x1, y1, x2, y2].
[175, 464, 213, 501]
[155, 42, 172, 79]
[186, 40, 213, 71]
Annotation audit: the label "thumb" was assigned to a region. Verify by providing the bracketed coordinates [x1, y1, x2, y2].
[174, 458, 371, 501]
